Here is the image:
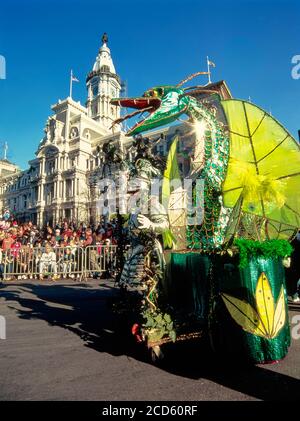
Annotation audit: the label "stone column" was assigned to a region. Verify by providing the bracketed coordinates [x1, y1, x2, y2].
[39, 158, 45, 176]
[38, 184, 43, 201]
[54, 181, 58, 199]
[40, 184, 44, 202]
[37, 209, 45, 228]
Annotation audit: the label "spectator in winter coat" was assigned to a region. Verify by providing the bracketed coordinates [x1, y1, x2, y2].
[39, 244, 58, 280]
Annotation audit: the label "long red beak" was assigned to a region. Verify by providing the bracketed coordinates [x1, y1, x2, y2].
[110, 97, 161, 110]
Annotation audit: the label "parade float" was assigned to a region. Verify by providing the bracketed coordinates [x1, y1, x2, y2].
[110, 71, 300, 364]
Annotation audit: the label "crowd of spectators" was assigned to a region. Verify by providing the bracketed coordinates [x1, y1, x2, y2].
[0, 218, 118, 248]
[0, 218, 119, 280]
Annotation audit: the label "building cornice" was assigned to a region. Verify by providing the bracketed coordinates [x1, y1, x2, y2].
[86, 69, 121, 85]
[51, 97, 87, 114]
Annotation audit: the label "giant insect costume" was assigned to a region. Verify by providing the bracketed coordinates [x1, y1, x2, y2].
[111, 71, 300, 364]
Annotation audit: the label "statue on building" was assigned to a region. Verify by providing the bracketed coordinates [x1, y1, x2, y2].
[44, 118, 51, 143]
[102, 32, 108, 44]
[41, 116, 57, 144]
[69, 126, 79, 139]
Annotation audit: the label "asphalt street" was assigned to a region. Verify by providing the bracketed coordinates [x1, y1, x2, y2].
[0, 279, 299, 401]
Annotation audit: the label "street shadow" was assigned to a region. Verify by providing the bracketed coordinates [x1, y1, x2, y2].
[1, 281, 300, 401]
[0, 281, 144, 360]
[157, 339, 300, 401]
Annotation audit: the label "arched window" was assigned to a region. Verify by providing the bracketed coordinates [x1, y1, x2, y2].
[100, 65, 110, 73]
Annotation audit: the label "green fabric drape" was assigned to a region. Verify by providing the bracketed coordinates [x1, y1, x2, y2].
[164, 252, 211, 323]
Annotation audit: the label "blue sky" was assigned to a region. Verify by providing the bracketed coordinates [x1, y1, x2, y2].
[0, 0, 299, 169]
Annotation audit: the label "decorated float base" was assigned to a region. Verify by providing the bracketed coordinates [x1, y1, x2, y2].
[155, 245, 291, 365]
[211, 253, 291, 364]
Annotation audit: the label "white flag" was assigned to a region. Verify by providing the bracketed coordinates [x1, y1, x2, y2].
[72, 74, 79, 82]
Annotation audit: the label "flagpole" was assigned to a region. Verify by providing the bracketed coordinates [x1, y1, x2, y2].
[4, 142, 8, 160]
[69, 69, 73, 98]
[207, 56, 211, 84]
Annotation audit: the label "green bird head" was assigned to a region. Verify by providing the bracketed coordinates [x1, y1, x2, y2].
[110, 71, 215, 136]
[110, 85, 188, 136]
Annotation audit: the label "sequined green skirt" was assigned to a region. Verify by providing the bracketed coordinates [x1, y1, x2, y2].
[164, 252, 290, 363]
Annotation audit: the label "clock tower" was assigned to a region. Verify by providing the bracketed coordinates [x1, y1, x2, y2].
[86, 33, 121, 131]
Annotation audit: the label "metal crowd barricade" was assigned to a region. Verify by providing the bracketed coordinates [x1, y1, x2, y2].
[0, 244, 122, 282]
[84, 244, 118, 278]
[1, 246, 85, 281]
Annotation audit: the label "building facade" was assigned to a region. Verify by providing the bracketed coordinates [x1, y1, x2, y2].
[0, 35, 128, 226]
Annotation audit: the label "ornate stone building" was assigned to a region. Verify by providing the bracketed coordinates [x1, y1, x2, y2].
[0, 35, 128, 226]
